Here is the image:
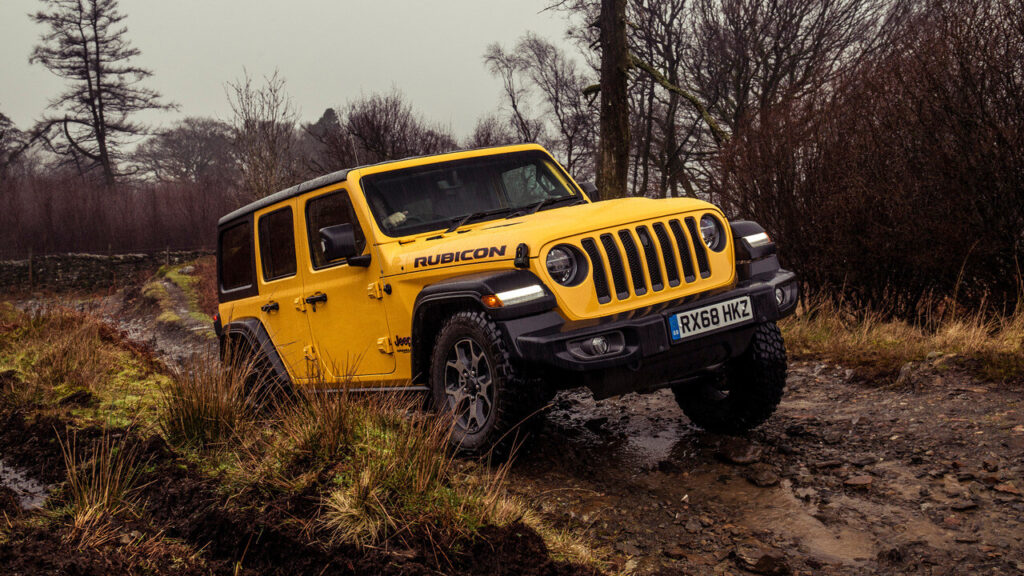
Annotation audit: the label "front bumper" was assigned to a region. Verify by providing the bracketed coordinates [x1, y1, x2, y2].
[500, 268, 798, 398]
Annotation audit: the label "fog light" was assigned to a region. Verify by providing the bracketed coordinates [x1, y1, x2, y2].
[590, 336, 609, 355]
[775, 287, 785, 306]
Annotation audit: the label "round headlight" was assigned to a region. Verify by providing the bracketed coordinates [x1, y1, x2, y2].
[546, 246, 579, 285]
[700, 214, 724, 252]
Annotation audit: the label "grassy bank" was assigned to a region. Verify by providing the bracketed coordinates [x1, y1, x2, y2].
[780, 294, 1024, 384]
[0, 304, 599, 575]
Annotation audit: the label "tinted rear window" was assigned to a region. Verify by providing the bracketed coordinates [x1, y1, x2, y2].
[219, 221, 254, 293]
[258, 207, 297, 281]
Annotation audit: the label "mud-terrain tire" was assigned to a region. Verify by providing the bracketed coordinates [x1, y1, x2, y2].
[430, 310, 545, 455]
[672, 322, 787, 434]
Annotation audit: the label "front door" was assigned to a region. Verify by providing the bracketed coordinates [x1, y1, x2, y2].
[299, 188, 396, 382]
[253, 202, 317, 383]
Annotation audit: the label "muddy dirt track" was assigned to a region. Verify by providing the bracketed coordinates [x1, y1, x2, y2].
[516, 362, 1024, 575]
[6, 285, 1024, 575]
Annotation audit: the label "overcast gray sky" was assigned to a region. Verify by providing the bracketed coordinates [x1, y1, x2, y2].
[0, 0, 574, 137]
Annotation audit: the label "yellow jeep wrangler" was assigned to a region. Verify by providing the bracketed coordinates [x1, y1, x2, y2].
[214, 143, 798, 452]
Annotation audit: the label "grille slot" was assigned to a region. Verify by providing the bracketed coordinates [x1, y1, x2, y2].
[669, 219, 697, 282]
[635, 226, 663, 291]
[685, 217, 711, 277]
[618, 230, 647, 296]
[600, 234, 630, 300]
[581, 238, 611, 304]
[652, 223, 680, 287]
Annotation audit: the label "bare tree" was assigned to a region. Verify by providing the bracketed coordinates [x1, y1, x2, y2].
[302, 91, 458, 174]
[485, 33, 598, 176]
[484, 44, 546, 142]
[30, 0, 173, 187]
[465, 114, 518, 149]
[134, 117, 236, 188]
[226, 70, 300, 201]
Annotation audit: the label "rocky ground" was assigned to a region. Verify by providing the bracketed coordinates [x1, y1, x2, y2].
[4, 278, 1023, 575]
[512, 360, 1024, 575]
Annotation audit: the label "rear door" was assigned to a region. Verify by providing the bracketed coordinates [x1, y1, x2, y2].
[253, 201, 317, 383]
[297, 187, 396, 382]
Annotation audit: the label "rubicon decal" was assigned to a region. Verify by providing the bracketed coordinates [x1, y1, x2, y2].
[414, 246, 507, 268]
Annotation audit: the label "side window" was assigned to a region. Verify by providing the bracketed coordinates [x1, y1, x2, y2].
[306, 191, 366, 269]
[257, 207, 297, 282]
[219, 220, 255, 296]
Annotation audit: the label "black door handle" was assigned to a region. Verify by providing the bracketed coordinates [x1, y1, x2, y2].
[261, 301, 279, 313]
[304, 292, 327, 311]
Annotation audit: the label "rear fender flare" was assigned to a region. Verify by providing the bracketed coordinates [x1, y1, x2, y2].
[220, 317, 292, 387]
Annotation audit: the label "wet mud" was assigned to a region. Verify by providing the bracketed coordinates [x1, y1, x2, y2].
[512, 361, 1024, 575]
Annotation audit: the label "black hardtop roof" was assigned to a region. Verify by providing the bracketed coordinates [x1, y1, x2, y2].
[216, 144, 534, 228]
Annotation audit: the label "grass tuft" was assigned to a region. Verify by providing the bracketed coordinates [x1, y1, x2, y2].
[157, 355, 256, 449]
[58, 429, 142, 548]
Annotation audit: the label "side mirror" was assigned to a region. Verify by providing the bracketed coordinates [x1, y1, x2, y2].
[319, 223, 371, 267]
[580, 181, 600, 202]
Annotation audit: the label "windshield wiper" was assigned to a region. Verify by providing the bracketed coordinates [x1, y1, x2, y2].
[444, 208, 511, 233]
[527, 195, 585, 215]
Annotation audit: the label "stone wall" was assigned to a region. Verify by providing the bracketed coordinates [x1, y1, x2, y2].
[0, 251, 212, 292]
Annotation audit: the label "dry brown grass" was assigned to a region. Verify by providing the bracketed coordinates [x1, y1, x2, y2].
[157, 354, 259, 449]
[58, 429, 142, 549]
[780, 293, 1024, 383]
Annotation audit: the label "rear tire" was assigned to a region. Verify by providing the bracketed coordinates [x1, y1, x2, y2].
[429, 310, 545, 455]
[672, 322, 787, 434]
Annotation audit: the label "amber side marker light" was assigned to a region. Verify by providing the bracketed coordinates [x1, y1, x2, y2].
[481, 284, 546, 308]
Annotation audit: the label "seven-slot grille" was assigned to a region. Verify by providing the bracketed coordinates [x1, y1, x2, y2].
[580, 216, 712, 304]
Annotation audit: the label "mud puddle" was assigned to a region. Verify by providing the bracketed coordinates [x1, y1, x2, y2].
[0, 459, 49, 510]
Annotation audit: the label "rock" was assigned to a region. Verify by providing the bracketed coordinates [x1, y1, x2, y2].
[845, 475, 874, 488]
[752, 552, 791, 575]
[178, 265, 195, 275]
[685, 518, 702, 533]
[735, 540, 790, 575]
[718, 437, 763, 465]
[950, 498, 979, 511]
[663, 546, 687, 560]
[785, 423, 812, 437]
[745, 463, 781, 487]
[851, 454, 878, 467]
[982, 458, 999, 472]
[993, 482, 1020, 496]
[817, 459, 843, 469]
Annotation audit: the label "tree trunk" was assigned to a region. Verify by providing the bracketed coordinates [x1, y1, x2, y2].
[596, 0, 630, 199]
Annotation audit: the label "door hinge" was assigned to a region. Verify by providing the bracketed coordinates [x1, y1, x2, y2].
[367, 280, 384, 299]
[294, 296, 306, 312]
[303, 345, 317, 361]
[376, 337, 394, 354]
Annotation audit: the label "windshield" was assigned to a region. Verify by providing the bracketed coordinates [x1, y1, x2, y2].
[359, 150, 582, 237]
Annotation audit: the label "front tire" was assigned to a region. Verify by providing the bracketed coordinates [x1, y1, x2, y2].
[429, 310, 540, 454]
[672, 322, 787, 434]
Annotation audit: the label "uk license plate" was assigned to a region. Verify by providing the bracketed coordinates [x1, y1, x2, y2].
[668, 296, 753, 342]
